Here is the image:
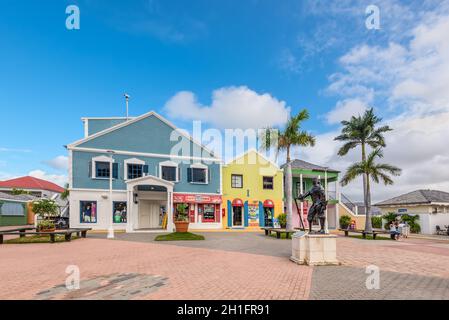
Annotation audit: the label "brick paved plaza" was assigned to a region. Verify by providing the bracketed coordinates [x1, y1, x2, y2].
[1, 232, 448, 300]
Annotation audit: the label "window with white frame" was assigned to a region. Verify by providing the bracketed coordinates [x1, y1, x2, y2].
[188, 163, 208, 184]
[159, 160, 179, 182]
[124, 158, 146, 180]
[91, 155, 117, 179]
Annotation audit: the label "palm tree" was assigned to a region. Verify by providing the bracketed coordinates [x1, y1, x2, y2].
[260, 109, 315, 230]
[61, 183, 70, 200]
[335, 108, 393, 231]
[341, 148, 401, 231]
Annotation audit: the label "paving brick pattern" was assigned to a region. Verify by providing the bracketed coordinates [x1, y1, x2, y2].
[1, 233, 448, 300]
[310, 266, 449, 300]
[0, 238, 312, 300]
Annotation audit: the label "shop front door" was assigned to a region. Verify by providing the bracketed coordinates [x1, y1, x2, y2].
[232, 206, 243, 226]
[139, 201, 161, 229]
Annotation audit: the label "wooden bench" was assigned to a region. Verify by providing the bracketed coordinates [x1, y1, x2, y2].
[0, 227, 36, 238]
[0, 228, 91, 244]
[261, 227, 297, 239]
[340, 228, 395, 240]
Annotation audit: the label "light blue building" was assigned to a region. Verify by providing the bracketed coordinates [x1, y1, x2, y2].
[67, 111, 223, 232]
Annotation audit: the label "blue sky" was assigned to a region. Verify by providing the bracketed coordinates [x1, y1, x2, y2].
[1, 0, 449, 201]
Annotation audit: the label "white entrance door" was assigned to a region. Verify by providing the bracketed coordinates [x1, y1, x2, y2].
[139, 201, 161, 229]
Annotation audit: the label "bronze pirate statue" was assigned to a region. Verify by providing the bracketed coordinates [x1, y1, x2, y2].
[297, 178, 327, 234]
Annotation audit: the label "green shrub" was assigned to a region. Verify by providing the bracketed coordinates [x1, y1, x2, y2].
[339, 215, 352, 229]
[175, 203, 189, 222]
[401, 214, 421, 233]
[37, 220, 55, 231]
[277, 213, 287, 228]
[371, 216, 383, 228]
[382, 212, 398, 229]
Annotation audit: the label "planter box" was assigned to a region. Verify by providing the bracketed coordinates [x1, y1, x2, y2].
[175, 221, 189, 233]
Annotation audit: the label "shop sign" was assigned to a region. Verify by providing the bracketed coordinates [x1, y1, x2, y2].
[174, 193, 222, 204]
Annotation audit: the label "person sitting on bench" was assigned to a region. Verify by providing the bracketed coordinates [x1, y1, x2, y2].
[390, 222, 400, 240]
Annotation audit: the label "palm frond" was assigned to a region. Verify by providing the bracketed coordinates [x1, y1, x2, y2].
[337, 141, 359, 156]
[340, 162, 365, 186]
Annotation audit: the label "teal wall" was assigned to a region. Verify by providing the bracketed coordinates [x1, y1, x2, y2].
[79, 114, 215, 158]
[72, 151, 221, 194]
[87, 119, 128, 136]
[0, 201, 28, 226]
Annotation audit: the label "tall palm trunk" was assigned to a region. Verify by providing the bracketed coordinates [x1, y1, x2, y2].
[361, 143, 373, 232]
[365, 174, 373, 232]
[285, 147, 293, 231]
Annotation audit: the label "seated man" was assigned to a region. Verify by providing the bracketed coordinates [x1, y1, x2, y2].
[389, 222, 400, 240]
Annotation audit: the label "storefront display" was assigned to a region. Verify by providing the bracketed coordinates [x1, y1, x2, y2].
[113, 201, 127, 223]
[80, 201, 97, 223]
[248, 204, 259, 227]
[173, 193, 222, 224]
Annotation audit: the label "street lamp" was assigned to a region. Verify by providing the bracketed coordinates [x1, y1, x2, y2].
[107, 150, 115, 239]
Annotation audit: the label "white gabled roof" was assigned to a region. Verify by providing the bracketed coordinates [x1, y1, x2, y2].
[68, 111, 220, 160]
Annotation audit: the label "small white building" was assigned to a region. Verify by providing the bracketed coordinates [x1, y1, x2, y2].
[375, 189, 449, 235]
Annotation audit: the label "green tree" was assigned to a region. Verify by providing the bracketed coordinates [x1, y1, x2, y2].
[32, 198, 59, 219]
[340, 148, 401, 231]
[401, 214, 421, 233]
[61, 183, 70, 200]
[260, 109, 315, 230]
[335, 108, 394, 232]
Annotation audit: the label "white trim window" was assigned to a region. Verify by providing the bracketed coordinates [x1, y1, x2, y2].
[159, 160, 179, 182]
[91, 155, 117, 179]
[124, 158, 147, 180]
[187, 163, 208, 184]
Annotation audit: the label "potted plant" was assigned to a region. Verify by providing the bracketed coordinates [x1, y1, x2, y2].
[37, 220, 56, 232]
[32, 199, 59, 231]
[277, 213, 287, 229]
[339, 215, 352, 229]
[174, 203, 190, 233]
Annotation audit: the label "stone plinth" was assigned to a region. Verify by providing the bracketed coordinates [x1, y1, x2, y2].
[290, 232, 339, 266]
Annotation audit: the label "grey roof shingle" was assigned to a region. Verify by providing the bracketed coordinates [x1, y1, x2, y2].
[281, 159, 339, 173]
[0, 191, 37, 202]
[375, 190, 449, 206]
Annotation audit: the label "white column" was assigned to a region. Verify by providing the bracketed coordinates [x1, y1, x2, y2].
[166, 191, 171, 231]
[107, 152, 114, 238]
[335, 180, 340, 228]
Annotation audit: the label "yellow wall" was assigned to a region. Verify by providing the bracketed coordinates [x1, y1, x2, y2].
[338, 203, 366, 229]
[222, 150, 284, 229]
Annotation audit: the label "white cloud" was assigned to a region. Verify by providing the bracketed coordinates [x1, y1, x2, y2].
[28, 170, 67, 187]
[164, 86, 291, 129]
[325, 99, 368, 124]
[43, 155, 69, 171]
[313, 4, 449, 203]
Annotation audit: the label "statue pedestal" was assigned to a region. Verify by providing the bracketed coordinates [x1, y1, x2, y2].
[290, 232, 339, 266]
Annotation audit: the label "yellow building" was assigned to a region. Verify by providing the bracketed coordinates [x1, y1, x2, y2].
[222, 149, 284, 230]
